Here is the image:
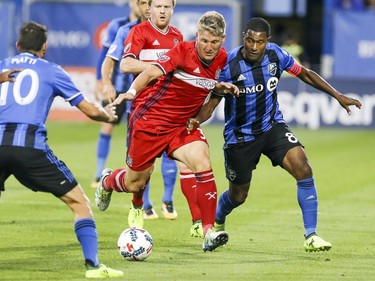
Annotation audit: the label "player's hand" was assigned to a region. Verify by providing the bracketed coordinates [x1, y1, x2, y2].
[337, 94, 362, 115]
[215, 82, 239, 97]
[186, 118, 200, 133]
[103, 104, 118, 123]
[112, 92, 135, 105]
[102, 82, 116, 103]
[0, 68, 22, 83]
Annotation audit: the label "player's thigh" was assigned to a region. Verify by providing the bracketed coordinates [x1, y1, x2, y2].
[224, 140, 263, 185]
[169, 127, 210, 172]
[59, 184, 91, 208]
[263, 123, 303, 167]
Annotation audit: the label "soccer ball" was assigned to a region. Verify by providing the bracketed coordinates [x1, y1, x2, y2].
[117, 227, 153, 261]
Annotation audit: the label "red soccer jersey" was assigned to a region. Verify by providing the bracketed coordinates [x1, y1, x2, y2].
[133, 41, 228, 127]
[123, 19, 182, 61]
[123, 19, 182, 105]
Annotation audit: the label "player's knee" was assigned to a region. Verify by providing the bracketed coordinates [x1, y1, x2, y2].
[294, 162, 313, 180]
[192, 157, 212, 172]
[230, 186, 249, 204]
[233, 194, 247, 205]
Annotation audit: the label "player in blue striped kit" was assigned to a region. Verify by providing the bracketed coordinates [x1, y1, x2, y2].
[0, 22, 123, 278]
[187, 17, 362, 252]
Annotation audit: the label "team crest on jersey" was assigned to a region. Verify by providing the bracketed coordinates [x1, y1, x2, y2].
[227, 169, 236, 181]
[124, 43, 131, 53]
[268, 63, 277, 76]
[159, 55, 170, 62]
[174, 38, 179, 45]
[215, 69, 221, 79]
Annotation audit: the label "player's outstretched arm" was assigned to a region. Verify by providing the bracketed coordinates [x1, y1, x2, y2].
[76, 98, 118, 123]
[0, 69, 22, 83]
[113, 64, 164, 105]
[297, 66, 362, 115]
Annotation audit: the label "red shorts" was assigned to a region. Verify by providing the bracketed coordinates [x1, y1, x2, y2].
[126, 118, 208, 171]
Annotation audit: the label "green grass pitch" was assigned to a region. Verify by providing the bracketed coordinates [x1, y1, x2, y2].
[1, 121, 374, 280]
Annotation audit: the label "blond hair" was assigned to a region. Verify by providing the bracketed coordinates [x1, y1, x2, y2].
[197, 11, 226, 37]
[148, 0, 176, 7]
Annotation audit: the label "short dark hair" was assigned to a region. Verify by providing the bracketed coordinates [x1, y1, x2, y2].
[243, 17, 271, 38]
[18, 22, 47, 52]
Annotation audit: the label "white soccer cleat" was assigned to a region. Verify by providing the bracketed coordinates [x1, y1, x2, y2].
[94, 168, 113, 211]
[202, 228, 229, 252]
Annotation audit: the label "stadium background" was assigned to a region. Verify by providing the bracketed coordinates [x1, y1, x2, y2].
[0, 0, 374, 129]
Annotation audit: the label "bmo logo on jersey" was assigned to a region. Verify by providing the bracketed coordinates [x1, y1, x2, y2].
[267, 77, 278, 92]
[239, 77, 279, 94]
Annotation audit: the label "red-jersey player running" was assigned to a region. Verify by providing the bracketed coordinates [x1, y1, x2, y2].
[95, 11, 239, 251]
[118, 0, 203, 238]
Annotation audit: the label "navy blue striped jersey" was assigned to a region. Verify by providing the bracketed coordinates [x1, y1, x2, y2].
[216, 43, 297, 144]
[0, 52, 84, 150]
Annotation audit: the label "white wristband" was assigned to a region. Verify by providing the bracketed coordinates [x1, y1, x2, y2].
[128, 88, 136, 97]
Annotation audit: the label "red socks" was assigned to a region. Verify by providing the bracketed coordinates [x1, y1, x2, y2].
[180, 172, 201, 222]
[132, 190, 145, 207]
[194, 169, 217, 234]
[104, 168, 217, 236]
[103, 169, 128, 192]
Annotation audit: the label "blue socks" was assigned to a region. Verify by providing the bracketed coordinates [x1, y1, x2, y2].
[161, 152, 177, 203]
[75, 218, 99, 267]
[215, 177, 318, 238]
[142, 182, 152, 210]
[95, 133, 111, 179]
[215, 190, 241, 224]
[297, 177, 318, 237]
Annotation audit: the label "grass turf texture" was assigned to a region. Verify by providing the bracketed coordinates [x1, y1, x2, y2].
[1, 121, 374, 280]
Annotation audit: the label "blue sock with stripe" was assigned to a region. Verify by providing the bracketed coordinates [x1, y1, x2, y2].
[297, 177, 318, 237]
[75, 218, 99, 267]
